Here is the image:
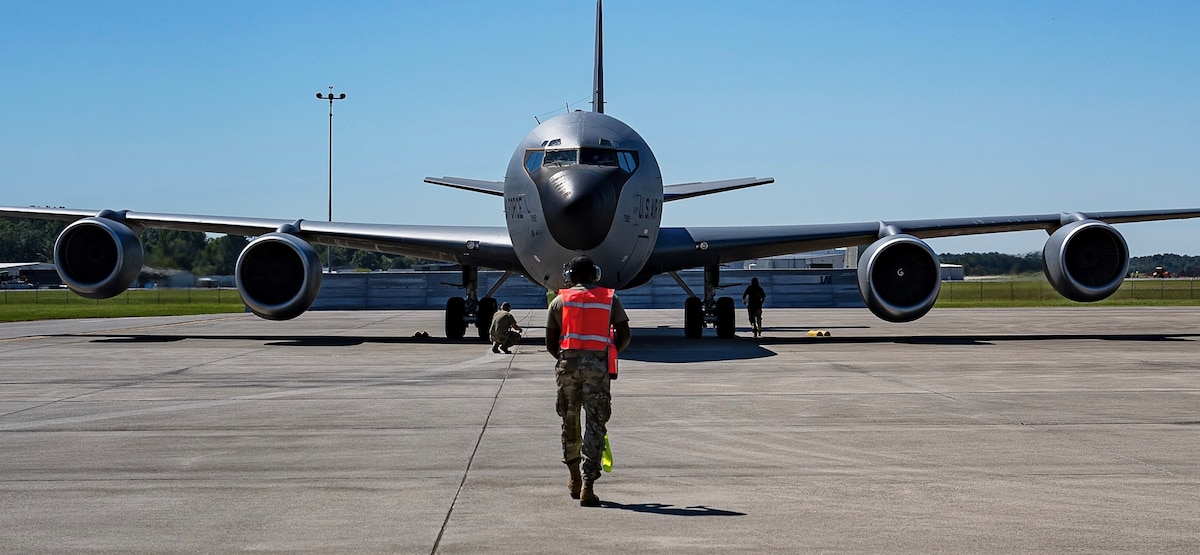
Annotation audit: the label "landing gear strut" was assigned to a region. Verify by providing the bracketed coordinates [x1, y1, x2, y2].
[444, 267, 514, 340]
[443, 266, 498, 340]
[673, 264, 736, 338]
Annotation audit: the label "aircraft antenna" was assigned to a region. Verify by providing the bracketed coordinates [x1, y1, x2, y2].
[592, 0, 604, 113]
[533, 95, 592, 123]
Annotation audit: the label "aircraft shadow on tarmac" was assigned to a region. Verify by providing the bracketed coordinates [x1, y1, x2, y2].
[620, 332, 776, 363]
[88, 335, 189, 344]
[610, 325, 1198, 362]
[600, 501, 746, 517]
[85, 334, 432, 347]
[79, 329, 1199, 361]
[746, 331, 1200, 347]
[78, 328, 780, 362]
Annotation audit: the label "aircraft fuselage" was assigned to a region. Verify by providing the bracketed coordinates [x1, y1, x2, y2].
[503, 110, 663, 290]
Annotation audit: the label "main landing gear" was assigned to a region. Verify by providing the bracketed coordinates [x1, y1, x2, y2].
[673, 264, 736, 339]
[443, 266, 514, 339]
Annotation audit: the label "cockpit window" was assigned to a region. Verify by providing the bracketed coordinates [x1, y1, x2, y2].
[580, 148, 617, 167]
[544, 149, 577, 166]
[524, 150, 544, 173]
[617, 151, 638, 173]
[524, 147, 639, 175]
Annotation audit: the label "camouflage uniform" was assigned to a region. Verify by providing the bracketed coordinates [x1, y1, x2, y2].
[489, 309, 521, 352]
[554, 351, 611, 479]
[547, 286, 628, 481]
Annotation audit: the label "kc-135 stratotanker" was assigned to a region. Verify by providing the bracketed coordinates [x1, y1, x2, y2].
[4, 0, 1200, 339]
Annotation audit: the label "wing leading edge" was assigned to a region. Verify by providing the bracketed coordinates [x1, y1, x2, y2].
[0, 206, 521, 273]
[423, 177, 505, 196]
[663, 177, 774, 201]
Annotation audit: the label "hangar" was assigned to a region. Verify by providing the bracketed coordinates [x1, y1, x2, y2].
[0, 262, 59, 287]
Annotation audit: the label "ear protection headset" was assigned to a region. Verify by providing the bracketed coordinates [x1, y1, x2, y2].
[563, 259, 602, 284]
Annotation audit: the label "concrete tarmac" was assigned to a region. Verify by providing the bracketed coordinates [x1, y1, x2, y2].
[1, 307, 1198, 553]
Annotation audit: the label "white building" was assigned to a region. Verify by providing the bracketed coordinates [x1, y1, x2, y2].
[742, 247, 857, 270]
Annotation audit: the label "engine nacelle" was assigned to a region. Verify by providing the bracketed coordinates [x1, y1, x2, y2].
[1043, 219, 1128, 302]
[858, 234, 941, 323]
[53, 217, 144, 299]
[235, 233, 323, 320]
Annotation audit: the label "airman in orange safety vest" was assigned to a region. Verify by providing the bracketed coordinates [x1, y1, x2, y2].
[546, 255, 631, 507]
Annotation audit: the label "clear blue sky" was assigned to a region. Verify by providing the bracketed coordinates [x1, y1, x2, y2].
[3, 0, 1197, 256]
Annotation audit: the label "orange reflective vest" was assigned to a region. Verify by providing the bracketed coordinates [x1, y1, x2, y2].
[559, 287, 615, 352]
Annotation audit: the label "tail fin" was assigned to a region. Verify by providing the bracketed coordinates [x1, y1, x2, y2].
[592, 0, 604, 114]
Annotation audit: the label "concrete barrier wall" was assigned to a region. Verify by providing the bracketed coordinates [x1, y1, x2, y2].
[310, 269, 864, 310]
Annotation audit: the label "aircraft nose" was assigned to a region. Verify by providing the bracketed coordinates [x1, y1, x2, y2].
[538, 166, 627, 251]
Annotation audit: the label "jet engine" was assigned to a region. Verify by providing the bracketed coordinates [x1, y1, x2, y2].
[857, 234, 941, 323]
[1042, 219, 1128, 302]
[235, 232, 323, 320]
[53, 216, 144, 299]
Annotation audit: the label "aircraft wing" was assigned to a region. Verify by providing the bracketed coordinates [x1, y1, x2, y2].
[663, 177, 774, 202]
[645, 208, 1200, 273]
[423, 177, 506, 196]
[0, 206, 522, 272]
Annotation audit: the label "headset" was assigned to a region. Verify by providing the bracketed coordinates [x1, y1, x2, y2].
[563, 257, 602, 285]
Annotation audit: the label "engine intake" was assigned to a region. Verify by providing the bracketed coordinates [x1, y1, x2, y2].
[1043, 219, 1128, 302]
[235, 233, 323, 320]
[858, 234, 941, 323]
[53, 217, 144, 299]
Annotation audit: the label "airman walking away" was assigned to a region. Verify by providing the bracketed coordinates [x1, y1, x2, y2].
[743, 277, 766, 337]
[546, 255, 631, 507]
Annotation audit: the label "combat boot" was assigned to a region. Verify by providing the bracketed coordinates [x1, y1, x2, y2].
[580, 477, 600, 507]
[567, 459, 582, 499]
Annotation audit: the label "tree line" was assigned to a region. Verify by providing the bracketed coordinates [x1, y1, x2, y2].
[940, 252, 1200, 277]
[3, 218, 1198, 276]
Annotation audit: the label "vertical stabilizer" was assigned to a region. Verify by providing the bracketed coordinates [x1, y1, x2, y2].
[593, 0, 604, 113]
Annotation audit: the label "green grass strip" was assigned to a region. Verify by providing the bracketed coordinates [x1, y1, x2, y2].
[0, 288, 245, 322]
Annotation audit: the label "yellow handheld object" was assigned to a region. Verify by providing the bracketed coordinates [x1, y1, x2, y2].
[602, 434, 613, 472]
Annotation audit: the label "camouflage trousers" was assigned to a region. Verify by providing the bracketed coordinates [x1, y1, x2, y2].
[492, 330, 521, 350]
[747, 306, 763, 328]
[555, 351, 611, 480]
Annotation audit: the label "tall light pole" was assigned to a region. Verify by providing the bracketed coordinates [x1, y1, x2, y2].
[316, 85, 346, 272]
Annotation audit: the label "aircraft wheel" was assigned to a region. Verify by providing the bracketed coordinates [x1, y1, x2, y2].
[684, 297, 703, 338]
[477, 297, 498, 339]
[716, 296, 736, 338]
[445, 297, 467, 339]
